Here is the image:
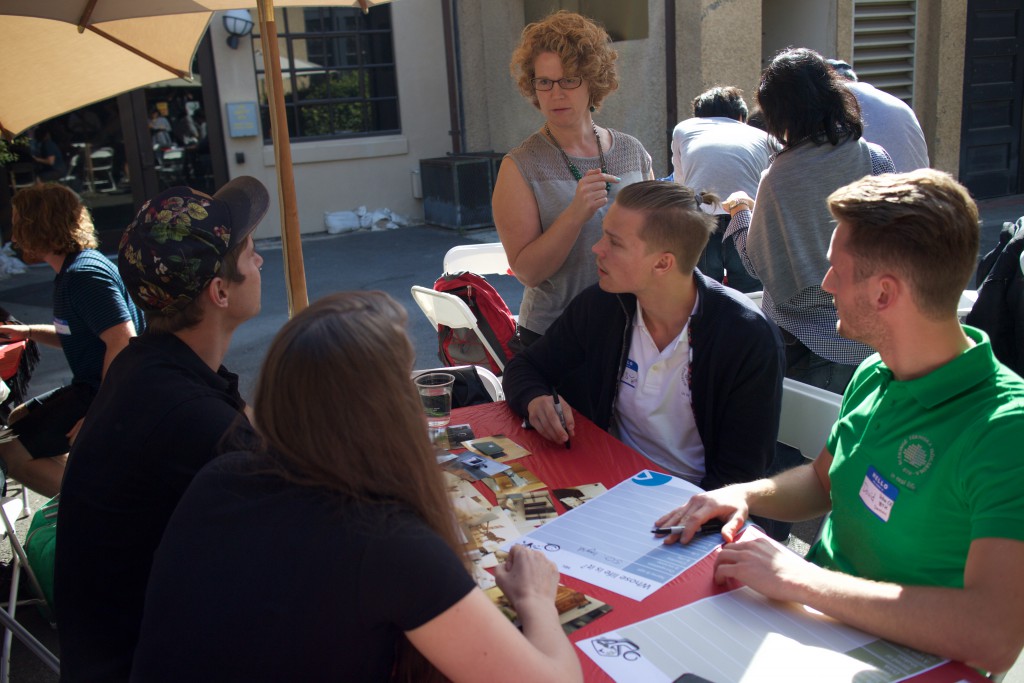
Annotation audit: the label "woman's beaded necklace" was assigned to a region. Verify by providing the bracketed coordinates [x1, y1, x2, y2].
[544, 123, 611, 192]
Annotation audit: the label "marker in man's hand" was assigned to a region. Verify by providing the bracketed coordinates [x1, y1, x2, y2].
[551, 387, 570, 449]
[651, 520, 725, 537]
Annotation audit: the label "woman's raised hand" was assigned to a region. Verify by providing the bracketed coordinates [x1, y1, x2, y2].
[569, 168, 619, 222]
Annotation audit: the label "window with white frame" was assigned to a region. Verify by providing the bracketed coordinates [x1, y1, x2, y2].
[252, 5, 399, 142]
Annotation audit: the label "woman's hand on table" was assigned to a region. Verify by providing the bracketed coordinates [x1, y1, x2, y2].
[526, 394, 575, 446]
[494, 545, 559, 607]
[654, 486, 749, 545]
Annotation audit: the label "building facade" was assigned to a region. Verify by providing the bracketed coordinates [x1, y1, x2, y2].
[195, 0, 1016, 240]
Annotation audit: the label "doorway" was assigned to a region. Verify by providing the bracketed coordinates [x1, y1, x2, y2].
[959, 0, 1024, 199]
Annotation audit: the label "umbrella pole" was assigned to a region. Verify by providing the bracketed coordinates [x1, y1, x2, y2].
[256, 0, 309, 316]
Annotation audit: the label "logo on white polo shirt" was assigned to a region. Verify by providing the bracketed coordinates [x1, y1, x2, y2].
[897, 434, 935, 477]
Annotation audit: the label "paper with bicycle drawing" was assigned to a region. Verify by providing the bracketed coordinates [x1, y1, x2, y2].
[578, 585, 946, 683]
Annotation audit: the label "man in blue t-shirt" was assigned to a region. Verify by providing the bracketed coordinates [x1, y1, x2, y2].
[0, 184, 143, 496]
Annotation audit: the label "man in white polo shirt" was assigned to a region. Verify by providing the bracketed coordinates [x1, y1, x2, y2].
[503, 181, 785, 492]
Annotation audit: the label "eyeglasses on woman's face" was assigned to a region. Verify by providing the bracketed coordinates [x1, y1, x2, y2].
[531, 76, 583, 92]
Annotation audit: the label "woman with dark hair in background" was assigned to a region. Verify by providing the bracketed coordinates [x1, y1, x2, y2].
[493, 10, 652, 349]
[130, 291, 582, 683]
[723, 47, 895, 394]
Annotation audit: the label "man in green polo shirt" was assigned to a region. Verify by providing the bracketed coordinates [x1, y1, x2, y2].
[656, 168, 1024, 675]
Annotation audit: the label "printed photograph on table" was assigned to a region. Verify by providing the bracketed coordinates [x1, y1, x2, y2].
[552, 483, 608, 508]
[443, 451, 511, 481]
[464, 435, 531, 462]
[484, 461, 546, 495]
[498, 490, 559, 533]
[485, 584, 612, 636]
[445, 423, 475, 446]
[446, 472, 523, 571]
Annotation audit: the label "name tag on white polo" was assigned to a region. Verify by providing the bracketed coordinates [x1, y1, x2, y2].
[859, 466, 898, 522]
[620, 358, 638, 389]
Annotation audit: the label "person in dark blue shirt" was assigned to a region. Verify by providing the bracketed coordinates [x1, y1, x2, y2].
[0, 183, 142, 496]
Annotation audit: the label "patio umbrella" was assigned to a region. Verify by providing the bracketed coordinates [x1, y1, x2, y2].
[0, 0, 393, 316]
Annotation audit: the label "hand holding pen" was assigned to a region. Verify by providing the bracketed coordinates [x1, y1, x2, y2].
[551, 387, 571, 450]
[524, 390, 575, 448]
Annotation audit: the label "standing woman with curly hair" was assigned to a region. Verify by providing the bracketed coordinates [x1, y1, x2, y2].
[131, 291, 582, 683]
[493, 11, 652, 349]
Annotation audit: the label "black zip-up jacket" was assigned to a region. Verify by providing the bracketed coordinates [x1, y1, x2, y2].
[503, 272, 785, 490]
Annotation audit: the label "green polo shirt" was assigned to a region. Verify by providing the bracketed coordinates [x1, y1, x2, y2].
[807, 326, 1024, 588]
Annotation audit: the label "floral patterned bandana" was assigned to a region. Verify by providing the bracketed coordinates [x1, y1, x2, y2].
[118, 177, 269, 315]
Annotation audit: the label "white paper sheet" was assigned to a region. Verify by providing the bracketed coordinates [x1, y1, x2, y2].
[502, 470, 720, 600]
[578, 586, 947, 683]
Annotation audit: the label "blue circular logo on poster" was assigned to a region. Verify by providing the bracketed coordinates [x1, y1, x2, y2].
[632, 471, 672, 487]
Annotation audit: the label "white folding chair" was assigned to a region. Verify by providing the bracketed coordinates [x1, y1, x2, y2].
[88, 147, 117, 193]
[958, 289, 978, 320]
[778, 377, 842, 461]
[412, 364, 504, 402]
[410, 286, 506, 372]
[59, 154, 79, 188]
[443, 243, 513, 276]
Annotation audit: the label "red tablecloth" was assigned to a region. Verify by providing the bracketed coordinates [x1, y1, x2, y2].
[451, 401, 985, 683]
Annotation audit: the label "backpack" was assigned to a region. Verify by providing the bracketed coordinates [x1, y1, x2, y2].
[24, 495, 59, 610]
[433, 272, 516, 375]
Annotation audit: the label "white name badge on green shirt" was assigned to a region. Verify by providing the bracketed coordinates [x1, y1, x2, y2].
[859, 466, 899, 522]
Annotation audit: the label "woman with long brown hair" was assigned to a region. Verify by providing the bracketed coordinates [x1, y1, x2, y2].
[130, 291, 581, 682]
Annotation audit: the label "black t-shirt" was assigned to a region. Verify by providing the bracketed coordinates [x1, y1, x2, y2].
[55, 333, 253, 683]
[130, 452, 476, 682]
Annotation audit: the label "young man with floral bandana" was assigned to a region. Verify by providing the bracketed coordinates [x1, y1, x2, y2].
[54, 177, 269, 682]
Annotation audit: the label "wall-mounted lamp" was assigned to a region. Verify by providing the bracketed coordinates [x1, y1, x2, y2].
[223, 9, 254, 49]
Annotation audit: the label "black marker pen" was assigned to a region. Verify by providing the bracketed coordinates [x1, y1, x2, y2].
[651, 520, 725, 537]
[551, 387, 570, 449]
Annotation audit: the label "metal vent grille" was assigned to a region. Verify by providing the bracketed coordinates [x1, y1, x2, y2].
[852, 0, 918, 105]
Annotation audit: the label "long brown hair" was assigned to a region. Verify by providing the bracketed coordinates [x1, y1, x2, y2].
[252, 291, 465, 682]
